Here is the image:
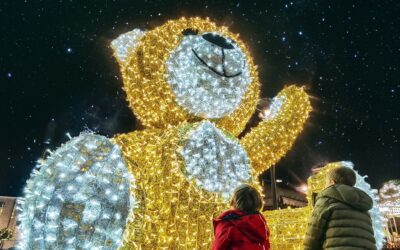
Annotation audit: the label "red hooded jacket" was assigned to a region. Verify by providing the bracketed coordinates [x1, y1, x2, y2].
[212, 209, 270, 250]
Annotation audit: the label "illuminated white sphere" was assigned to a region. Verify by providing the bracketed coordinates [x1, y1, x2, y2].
[180, 121, 251, 199]
[18, 133, 134, 250]
[166, 32, 251, 118]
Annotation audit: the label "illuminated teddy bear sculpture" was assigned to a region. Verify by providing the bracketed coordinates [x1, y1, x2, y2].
[18, 18, 312, 249]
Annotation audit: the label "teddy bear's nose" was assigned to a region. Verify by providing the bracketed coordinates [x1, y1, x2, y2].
[202, 33, 235, 50]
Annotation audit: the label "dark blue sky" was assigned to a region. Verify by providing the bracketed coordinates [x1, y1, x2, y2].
[0, 0, 399, 196]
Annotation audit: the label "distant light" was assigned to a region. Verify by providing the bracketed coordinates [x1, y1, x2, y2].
[260, 108, 271, 118]
[66, 47, 72, 53]
[258, 97, 285, 120]
[7, 72, 12, 78]
[276, 179, 282, 183]
[296, 184, 308, 193]
[282, 36, 286, 42]
[298, 31, 303, 36]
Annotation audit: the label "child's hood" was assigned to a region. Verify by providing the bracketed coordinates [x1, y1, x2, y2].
[319, 184, 373, 212]
[213, 209, 268, 243]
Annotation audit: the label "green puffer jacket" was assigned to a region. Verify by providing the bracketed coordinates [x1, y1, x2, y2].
[303, 184, 376, 250]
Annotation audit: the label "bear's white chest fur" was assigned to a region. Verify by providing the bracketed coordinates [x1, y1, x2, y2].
[180, 121, 251, 198]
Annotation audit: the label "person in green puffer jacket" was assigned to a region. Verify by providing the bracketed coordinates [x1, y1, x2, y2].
[303, 166, 377, 250]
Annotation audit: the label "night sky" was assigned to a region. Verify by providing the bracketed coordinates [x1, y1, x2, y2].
[1, 0, 399, 197]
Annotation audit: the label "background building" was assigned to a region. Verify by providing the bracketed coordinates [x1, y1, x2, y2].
[378, 180, 400, 249]
[262, 182, 308, 210]
[0, 196, 18, 250]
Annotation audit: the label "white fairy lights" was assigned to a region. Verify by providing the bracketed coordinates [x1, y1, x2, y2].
[379, 180, 400, 200]
[110, 29, 146, 67]
[166, 33, 251, 118]
[180, 121, 251, 199]
[18, 133, 135, 250]
[379, 202, 400, 216]
[378, 180, 400, 216]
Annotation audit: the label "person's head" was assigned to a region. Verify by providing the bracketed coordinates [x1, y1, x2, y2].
[230, 184, 263, 213]
[326, 167, 356, 187]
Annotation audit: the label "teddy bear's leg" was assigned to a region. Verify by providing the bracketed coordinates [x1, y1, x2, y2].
[240, 85, 312, 175]
[17, 133, 135, 250]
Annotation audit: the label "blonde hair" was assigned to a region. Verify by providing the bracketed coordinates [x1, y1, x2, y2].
[231, 184, 263, 213]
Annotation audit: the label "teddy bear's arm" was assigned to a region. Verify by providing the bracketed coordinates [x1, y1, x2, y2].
[240, 85, 312, 175]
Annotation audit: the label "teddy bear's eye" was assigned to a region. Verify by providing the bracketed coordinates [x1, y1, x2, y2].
[202, 33, 235, 49]
[182, 28, 199, 36]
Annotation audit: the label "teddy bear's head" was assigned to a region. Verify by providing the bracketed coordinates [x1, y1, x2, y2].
[111, 17, 260, 135]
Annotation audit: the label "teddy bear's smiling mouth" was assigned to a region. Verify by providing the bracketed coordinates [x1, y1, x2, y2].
[192, 48, 242, 78]
[191, 33, 243, 78]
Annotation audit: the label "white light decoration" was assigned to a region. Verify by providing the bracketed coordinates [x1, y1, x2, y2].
[378, 180, 400, 217]
[110, 28, 146, 66]
[166, 32, 251, 118]
[180, 121, 251, 199]
[378, 202, 400, 216]
[260, 96, 285, 120]
[17, 133, 135, 250]
[379, 180, 400, 200]
[340, 161, 386, 249]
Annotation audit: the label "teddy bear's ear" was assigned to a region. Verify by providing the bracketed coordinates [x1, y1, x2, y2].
[111, 29, 146, 68]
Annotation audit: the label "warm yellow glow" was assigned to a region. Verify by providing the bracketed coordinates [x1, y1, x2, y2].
[241, 85, 312, 174]
[264, 207, 311, 250]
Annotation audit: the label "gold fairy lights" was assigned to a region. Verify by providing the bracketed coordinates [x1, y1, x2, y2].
[241, 85, 312, 175]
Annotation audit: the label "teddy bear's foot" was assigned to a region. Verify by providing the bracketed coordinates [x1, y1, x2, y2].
[18, 132, 135, 249]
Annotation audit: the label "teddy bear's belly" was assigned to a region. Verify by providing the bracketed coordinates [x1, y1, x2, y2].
[180, 121, 252, 198]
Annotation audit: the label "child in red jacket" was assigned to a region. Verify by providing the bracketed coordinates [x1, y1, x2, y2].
[212, 184, 270, 250]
